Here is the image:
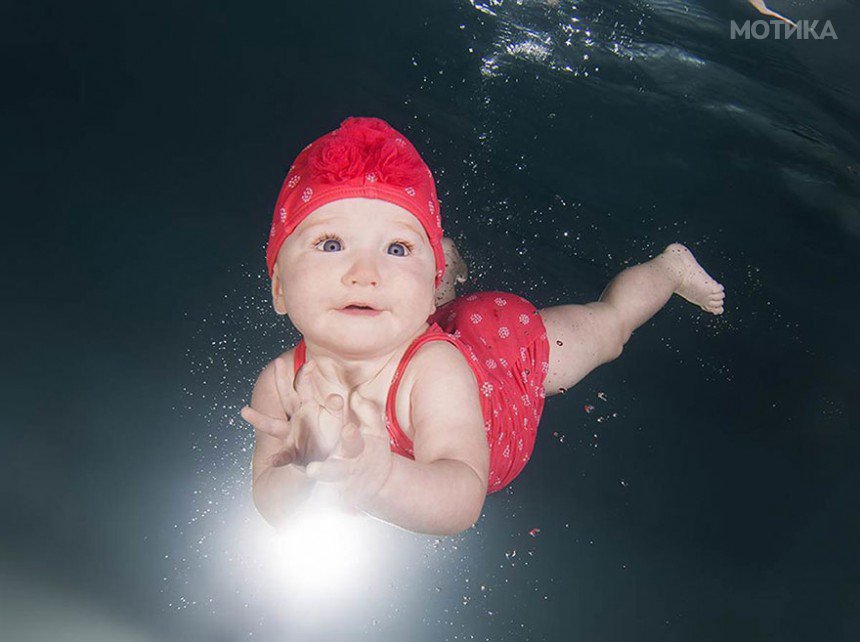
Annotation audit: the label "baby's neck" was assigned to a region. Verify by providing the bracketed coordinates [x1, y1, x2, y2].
[304, 322, 429, 394]
[314, 353, 393, 391]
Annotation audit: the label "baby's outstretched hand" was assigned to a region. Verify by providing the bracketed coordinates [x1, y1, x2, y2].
[305, 392, 394, 509]
[240, 358, 346, 468]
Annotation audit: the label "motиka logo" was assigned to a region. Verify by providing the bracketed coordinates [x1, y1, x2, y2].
[732, 0, 838, 40]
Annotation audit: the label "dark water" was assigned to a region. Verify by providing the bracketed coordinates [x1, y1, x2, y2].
[2, 1, 858, 640]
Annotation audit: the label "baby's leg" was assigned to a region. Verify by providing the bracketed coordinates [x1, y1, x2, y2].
[434, 237, 469, 307]
[539, 243, 725, 396]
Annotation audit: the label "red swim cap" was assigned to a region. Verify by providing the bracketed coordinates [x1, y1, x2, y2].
[266, 117, 445, 286]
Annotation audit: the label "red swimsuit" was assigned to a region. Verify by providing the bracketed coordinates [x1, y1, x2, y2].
[293, 291, 550, 493]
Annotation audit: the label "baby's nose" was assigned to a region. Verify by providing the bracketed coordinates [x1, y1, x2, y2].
[347, 274, 378, 286]
[342, 256, 381, 287]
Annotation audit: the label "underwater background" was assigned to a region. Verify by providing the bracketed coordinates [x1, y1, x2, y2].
[2, 1, 858, 640]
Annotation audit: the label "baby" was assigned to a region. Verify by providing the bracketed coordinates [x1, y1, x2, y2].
[240, 117, 725, 536]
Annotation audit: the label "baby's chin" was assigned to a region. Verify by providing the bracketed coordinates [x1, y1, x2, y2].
[303, 322, 417, 359]
[314, 336, 403, 360]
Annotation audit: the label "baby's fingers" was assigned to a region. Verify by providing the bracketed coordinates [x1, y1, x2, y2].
[349, 394, 386, 436]
[306, 458, 350, 483]
[324, 393, 344, 412]
[336, 423, 365, 459]
[271, 447, 297, 468]
[273, 357, 299, 416]
[240, 406, 291, 439]
[322, 393, 346, 424]
[294, 360, 317, 404]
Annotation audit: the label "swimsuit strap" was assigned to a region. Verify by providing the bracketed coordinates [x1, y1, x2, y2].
[292, 340, 307, 377]
[290, 325, 448, 459]
[383, 323, 452, 458]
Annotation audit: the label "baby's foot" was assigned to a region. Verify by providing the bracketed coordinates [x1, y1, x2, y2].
[442, 237, 468, 284]
[662, 243, 725, 315]
[435, 238, 470, 306]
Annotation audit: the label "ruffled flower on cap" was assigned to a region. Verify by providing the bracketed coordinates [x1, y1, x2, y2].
[307, 136, 365, 183]
[306, 119, 426, 187]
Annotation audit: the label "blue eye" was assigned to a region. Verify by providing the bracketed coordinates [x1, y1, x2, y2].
[313, 234, 412, 255]
[387, 242, 413, 256]
[314, 236, 342, 252]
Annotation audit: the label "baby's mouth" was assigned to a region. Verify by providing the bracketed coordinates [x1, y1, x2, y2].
[340, 301, 380, 310]
[338, 303, 383, 315]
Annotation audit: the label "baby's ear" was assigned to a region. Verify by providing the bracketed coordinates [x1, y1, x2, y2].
[271, 269, 287, 316]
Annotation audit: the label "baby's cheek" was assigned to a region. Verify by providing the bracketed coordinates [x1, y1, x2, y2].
[284, 289, 314, 319]
[280, 279, 318, 323]
[403, 259, 436, 290]
[400, 270, 436, 316]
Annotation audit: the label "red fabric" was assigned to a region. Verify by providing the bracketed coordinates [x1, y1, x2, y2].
[292, 291, 550, 494]
[266, 117, 445, 286]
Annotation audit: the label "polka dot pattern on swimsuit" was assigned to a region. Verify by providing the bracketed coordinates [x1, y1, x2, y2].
[427, 291, 550, 493]
[303, 291, 551, 494]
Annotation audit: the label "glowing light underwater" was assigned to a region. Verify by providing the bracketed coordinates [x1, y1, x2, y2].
[242, 503, 384, 604]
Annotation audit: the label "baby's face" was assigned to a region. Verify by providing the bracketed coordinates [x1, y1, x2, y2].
[272, 198, 438, 357]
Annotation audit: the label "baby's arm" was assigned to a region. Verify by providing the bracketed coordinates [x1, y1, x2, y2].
[246, 360, 315, 527]
[310, 342, 489, 536]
